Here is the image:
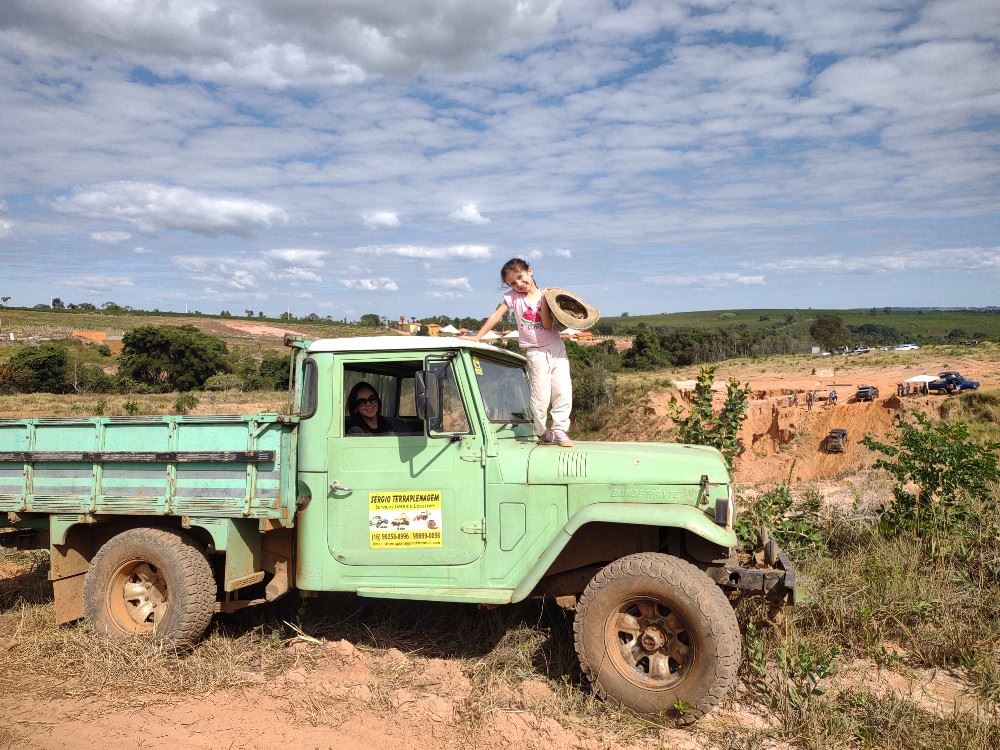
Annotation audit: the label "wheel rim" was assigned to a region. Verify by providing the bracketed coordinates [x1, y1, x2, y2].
[604, 596, 694, 690]
[105, 559, 168, 634]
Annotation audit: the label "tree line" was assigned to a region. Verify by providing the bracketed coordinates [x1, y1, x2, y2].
[0, 326, 289, 395]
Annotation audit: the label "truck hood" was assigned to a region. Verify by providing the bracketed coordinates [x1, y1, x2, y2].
[523, 441, 729, 486]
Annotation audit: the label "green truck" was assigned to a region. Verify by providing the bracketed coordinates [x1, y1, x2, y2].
[0, 335, 794, 722]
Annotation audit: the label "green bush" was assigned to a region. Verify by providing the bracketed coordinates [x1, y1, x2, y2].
[669, 366, 750, 471]
[119, 325, 230, 392]
[862, 412, 1000, 548]
[4, 344, 71, 393]
[735, 484, 825, 557]
[258, 354, 291, 390]
[173, 393, 199, 414]
[203, 373, 244, 391]
[70, 363, 114, 394]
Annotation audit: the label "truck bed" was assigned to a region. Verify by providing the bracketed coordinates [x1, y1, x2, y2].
[0, 414, 297, 523]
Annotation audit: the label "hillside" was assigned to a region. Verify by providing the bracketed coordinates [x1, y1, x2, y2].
[599, 307, 1000, 342]
[600, 344, 1000, 485]
[0, 306, 387, 359]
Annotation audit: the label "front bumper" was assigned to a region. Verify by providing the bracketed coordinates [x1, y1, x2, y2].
[705, 527, 796, 606]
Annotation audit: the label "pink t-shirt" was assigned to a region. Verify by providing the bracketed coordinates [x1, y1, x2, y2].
[503, 290, 561, 348]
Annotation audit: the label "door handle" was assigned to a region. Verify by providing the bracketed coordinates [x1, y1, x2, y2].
[329, 482, 353, 494]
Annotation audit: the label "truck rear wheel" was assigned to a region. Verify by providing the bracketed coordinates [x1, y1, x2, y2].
[83, 527, 216, 647]
[573, 552, 740, 724]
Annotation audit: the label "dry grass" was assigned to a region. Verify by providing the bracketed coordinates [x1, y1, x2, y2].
[0, 389, 287, 418]
[0, 550, 297, 699]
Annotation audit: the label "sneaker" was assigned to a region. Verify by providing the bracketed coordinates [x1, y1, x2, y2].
[553, 430, 574, 447]
[539, 430, 555, 445]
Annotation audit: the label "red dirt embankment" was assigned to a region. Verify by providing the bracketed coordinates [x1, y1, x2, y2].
[605, 352, 999, 485]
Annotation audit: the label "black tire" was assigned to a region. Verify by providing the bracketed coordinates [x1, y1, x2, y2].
[573, 552, 740, 724]
[83, 527, 216, 647]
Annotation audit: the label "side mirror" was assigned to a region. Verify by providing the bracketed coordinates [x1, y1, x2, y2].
[415, 370, 441, 421]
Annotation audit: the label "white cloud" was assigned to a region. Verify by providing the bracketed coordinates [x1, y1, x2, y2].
[430, 277, 472, 291]
[90, 230, 132, 244]
[276, 267, 323, 283]
[773, 247, 1000, 274]
[554, 248, 572, 258]
[361, 211, 401, 230]
[226, 270, 258, 291]
[2, 0, 561, 87]
[427, 291, 464, 300]
[356, 244, 491, 260]
[132, 246, 151, 254]
[0, 219, 11, 239]
[172, 256, 210, 272]
[266, 248, 327, 267]
[60, 274, 134, 293]
[651, 273, 766, 287]
[170, 254, 266, 290]
[56, 182, 288, 236]
[340, 277, 399, 291]
[449, 202, 491, 225]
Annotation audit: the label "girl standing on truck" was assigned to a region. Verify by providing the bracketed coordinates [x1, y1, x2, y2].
[473, 258, 573, 447]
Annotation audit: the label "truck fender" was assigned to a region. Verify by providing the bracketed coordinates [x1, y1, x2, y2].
[511, 503, 738, 603]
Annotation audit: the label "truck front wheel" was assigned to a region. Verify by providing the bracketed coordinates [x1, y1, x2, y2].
[83, 527, 216, 647]
[573, 552, 740, 723]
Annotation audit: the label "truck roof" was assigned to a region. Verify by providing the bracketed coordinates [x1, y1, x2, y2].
[307, 335, 526, 362]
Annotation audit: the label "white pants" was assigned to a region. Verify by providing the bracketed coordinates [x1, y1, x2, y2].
[524, 340, 572, 436]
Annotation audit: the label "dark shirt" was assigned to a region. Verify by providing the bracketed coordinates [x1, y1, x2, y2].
[346, 414, 394, 436]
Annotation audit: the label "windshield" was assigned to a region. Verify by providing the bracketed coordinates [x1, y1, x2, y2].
[472, 355, 532, 423]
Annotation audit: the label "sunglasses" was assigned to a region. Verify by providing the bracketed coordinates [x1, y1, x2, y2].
[354, 394, 380, 407]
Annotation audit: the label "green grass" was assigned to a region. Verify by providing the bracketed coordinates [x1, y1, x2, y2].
[602, 307, 1000, 341]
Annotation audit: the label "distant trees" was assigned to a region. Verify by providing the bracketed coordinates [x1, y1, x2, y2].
[622, 330, 666, 369]
[119, 325, 230, 391]
[359, 313, 381, 327]
[258, 354, 291, 390]
[848, 323, 901, 345]
[809, 314, 852, 351]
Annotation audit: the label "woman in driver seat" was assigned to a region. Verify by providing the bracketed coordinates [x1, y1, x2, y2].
[345, 382, 394, 435]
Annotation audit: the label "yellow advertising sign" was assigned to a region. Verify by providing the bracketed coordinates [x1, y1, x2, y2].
[369, 490, 443, 548]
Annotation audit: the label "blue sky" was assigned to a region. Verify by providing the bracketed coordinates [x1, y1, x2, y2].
[0, 1, 997, 319]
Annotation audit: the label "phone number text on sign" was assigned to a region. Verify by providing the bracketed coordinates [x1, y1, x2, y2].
[369, 490, 443, 548]
[370, 530, 443, 548]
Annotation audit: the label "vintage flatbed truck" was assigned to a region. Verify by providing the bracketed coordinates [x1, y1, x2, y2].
[0, 335, 794, 723]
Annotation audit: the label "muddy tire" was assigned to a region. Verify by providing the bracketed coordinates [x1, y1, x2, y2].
[83, 527, 216, 647]
[573, 552, 740, 724]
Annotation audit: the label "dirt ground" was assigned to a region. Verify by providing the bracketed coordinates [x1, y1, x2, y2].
[2, 348, 996, 749]
[608, 350, 999, 485]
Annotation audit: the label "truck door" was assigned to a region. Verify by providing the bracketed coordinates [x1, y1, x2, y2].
[326, 353, 486, 566]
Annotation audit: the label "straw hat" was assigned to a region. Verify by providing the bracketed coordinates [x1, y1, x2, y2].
[543, 287, 601, 330]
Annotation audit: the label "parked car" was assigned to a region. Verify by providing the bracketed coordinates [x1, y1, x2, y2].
[929, 374, 980, 393]
[853, 345, 870, 354]
[826, 428, 848, 453]
[854, 385, 879, 402]
[894, 343, 920, 351]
